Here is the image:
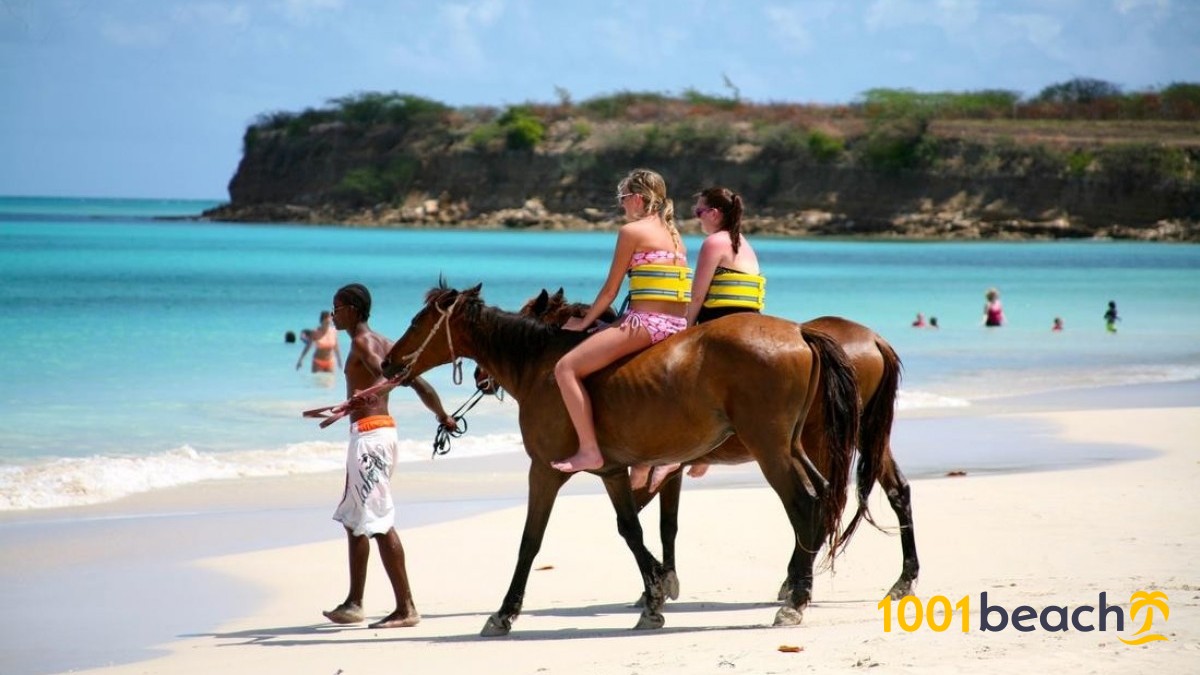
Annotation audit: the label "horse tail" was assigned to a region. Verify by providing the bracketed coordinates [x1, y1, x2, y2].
[800, 326, 860, 559]
[841, 334, 903, 543]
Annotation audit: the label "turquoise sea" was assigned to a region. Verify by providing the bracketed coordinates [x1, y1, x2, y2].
[2, 195, 1199, 510]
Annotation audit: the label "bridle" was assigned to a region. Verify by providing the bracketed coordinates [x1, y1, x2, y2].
[399, 293, 466, 385]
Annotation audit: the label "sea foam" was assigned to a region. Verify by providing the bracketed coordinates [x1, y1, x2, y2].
[0, 432, 527, 511]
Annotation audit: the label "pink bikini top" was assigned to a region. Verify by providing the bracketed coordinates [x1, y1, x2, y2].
[628, 249, 686, 270]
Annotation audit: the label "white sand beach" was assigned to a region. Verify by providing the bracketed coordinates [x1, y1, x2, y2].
[3, 396, 1198, 675]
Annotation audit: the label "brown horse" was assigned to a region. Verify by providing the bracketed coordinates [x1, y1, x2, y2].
[382, 282, 860, 635]
[500, 289, 918, 604]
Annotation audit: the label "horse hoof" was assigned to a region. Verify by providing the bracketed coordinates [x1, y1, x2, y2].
[480, 613, 512, 637]
[634, 612, 665, 630]
[773, 606, 804, 626]
[887, 581, 915, 600]
[665, 571, 680, 601]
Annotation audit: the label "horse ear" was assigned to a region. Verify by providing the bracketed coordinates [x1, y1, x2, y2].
[552, 288, 565, 303]
[531, 289, 550, 315]
[466, 283, 483, 296]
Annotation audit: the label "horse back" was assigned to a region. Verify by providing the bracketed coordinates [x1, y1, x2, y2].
[586, 314, 817, 465]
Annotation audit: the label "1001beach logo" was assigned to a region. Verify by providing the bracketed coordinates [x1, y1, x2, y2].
[877, 590, 1169, 644]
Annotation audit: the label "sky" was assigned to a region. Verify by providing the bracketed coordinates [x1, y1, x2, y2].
[2, 0, 1198, 200]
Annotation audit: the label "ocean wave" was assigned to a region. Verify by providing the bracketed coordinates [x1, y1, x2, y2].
[896, 389, 972, 410]
[0, 433, 527, 511]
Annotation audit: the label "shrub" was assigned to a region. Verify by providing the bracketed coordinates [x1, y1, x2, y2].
[1065, 150, 1094, 177]
[326, 92, 450, 128]
[334, 167, 388, 204]
[860, 116, 937, 171]
[499, 106, 546, 150]
[580, 91, 671, 119]
[467, 123, 505, 150]
[807, 130, 844, 162]
[1097, 145, 1190, 186]
[758, 124, 809, 159]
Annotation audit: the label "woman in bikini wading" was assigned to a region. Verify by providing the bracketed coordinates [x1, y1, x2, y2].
[551, 168, 692, 474]
[297, 310, 342, 373]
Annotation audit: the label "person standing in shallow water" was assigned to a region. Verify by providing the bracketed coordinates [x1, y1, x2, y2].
[297, 310, 341, 372]
[982, 288, 1005, 327]
[1104, 301, 1120, 333]
[322, 283, 455, 629]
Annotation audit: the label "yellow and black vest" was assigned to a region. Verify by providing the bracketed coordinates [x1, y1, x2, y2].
[702, 270, 766, 310]
[627, 264, 693, 303]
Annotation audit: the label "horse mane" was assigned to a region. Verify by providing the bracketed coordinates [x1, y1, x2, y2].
[425, 284, 589, 369]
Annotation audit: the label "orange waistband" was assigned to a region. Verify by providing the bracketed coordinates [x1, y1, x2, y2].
[352, 415, 395, 432]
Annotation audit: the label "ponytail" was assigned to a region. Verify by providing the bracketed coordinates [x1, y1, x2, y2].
[727, 193, 744, 254]
[698, 186, 744, 253]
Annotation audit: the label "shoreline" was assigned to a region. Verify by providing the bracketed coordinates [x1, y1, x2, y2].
[197, 203, 1200, 242]
[1, 382, 1197, 673]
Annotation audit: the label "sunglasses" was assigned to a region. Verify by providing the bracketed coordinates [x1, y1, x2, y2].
[694, 206, 716, 218]
[616, 192, 636, 205]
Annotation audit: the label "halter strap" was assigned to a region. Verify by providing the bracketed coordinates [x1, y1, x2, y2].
[399, 293, 465, 384]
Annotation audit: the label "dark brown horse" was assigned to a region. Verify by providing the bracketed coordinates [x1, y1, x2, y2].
[499, 289, 918, 604]
[382, 283, 860, 635]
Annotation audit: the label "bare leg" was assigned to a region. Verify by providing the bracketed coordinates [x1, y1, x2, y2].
[551, 326, 652, 473]
[630, 464, 651, 490]
[648, 464, 681, 493]
[368, 529, 421, 628]
[323, 527, 368, 624]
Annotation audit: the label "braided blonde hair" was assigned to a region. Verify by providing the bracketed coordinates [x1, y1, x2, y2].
[619, 168, 680, 252]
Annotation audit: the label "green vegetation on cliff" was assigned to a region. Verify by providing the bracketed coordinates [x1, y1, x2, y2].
[215, 78, 1200, 240]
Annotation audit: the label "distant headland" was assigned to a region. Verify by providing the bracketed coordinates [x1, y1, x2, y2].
[204, 81, 1200, 241]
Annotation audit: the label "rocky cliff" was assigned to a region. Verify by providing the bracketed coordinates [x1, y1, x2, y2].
[206, 110, 1200, 241]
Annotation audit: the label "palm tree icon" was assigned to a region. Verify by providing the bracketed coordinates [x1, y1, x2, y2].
[1119, 590, 1169, 645]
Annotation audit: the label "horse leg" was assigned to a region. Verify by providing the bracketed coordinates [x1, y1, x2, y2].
[600, 470, 670, 630]
[880, 457, 919, 599]
[481, 461, 570, 637]
[777, 437, 829, 606]
[633, 467, 682, 608]
[746, 427, 826, 627]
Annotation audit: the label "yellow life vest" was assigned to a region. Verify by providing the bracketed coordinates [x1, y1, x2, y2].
[702, 270, 766, 310]
[627, 264, 693, 303]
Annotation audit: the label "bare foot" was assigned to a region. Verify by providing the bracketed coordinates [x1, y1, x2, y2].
[629, 464, 651, 489]
[550, 450, 604, 473]
[369, 610, 421, 628]
[687, 462, 710, 479]
[649, 464, 681, 493]
[322, 602, 364, 624]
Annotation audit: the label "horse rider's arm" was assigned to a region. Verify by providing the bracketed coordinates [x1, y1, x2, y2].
[686, 233, 728, 326]
[408, 376, 454, 427]
[578, 226, 638, 327]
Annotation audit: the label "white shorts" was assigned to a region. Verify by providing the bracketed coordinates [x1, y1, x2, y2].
[332, 416, 398, 537]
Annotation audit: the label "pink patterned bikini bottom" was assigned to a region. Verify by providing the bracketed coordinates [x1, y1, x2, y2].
[619, 310, 688, 344]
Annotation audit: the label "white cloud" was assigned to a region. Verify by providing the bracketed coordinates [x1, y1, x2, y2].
[273, 0, 344, 25]
[764, 5, 814, 53]
[99, 18, 168, 48]
[1114, 0, 1169, 15]
[440, 0, 506, 68]
[1001, 12, 1064, 53]
[172, 3, 250, 29]
[865, 0, 980, 35]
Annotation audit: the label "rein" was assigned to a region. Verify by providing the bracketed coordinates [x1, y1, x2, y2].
[400, 294, 465, 385]
[431, 385, 492, 459]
